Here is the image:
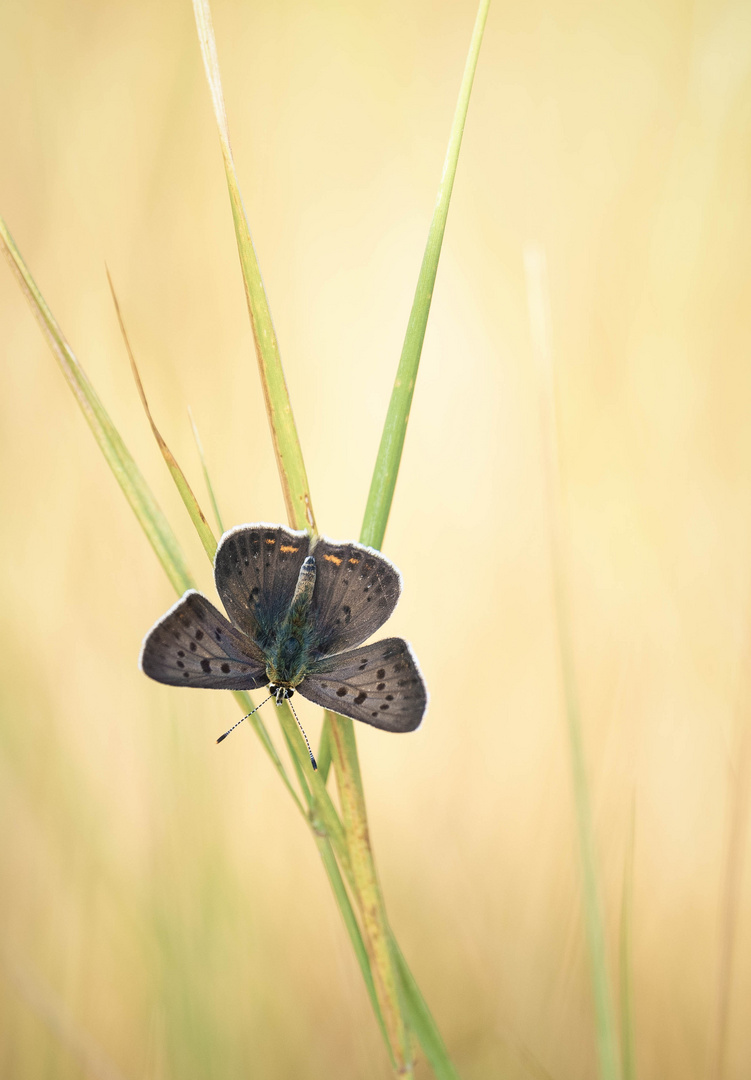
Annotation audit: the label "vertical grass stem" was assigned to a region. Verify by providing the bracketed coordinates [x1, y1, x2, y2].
[525, 244, 621, 1080]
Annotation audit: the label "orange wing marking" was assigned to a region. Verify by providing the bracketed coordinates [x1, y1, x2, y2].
[323, 553, 343, 566]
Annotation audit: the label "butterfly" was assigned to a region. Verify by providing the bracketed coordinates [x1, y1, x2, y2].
[139, 523, 428, 757]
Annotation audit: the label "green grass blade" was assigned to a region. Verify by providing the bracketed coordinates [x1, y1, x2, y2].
[231, 690, 306, 817]
[320, 5, 492, 1072]
[316, 712, 334, 783]
[708, 703, 751, 1080]
[391, 939, 460, 1080]
[361, 0, 491, 551]
[191, 0, 315, 534]
[316, 836, 393, 1065]
[0, 215, 193, 596]
[190, 2, 417, 1069]
[524, 245, 621, 1080]
[619, 800, 636, 1080]
[0, 216, 307, 814]
[326, 716, 412, 1071]
[107, 271, 218, 562]
[188, 407, 226, 535]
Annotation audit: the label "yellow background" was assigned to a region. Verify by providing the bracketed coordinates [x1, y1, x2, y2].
[2, 0, 751, 1076]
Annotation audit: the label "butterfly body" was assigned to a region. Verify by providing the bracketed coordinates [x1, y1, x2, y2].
[140, 524, 428, 733]
[264, 556, 318, 688]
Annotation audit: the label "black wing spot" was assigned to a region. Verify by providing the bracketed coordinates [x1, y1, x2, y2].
[341, 605, 351, 624]
[336, 687, 347, 697]
[380, 703, 389, 710]
[176, 661, 185, 669]
[371, 711, 378, 718]
[177, 650, 185, 658]
[190, 642, 197, 652]
[386, 694, 394, 701]
[377, 668, 386, 679]
[376, 682, 386, 691]
[354, 691, 367, 705]
[183, 671, 190, 679]
[195, 630, 204, 641]
[200, 659, 212, 674]
[358, 661, 368, 671]
[221, 663, 231, 674]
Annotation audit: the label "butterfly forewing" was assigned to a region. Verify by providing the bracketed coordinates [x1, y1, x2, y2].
[140, 591, 268, 690]
[309, 538, 402, 658]
[297, 637, 427, 732]
[214, 525, 310, 648]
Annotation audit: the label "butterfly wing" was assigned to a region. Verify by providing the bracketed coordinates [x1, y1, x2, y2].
[140, 590, 268, 689]
[308, 538, 402, 657]
[297, 637, 427, 732]
[214, 524, 311, 648]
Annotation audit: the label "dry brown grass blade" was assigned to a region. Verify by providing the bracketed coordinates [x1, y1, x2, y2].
[106, 270, 218, 562]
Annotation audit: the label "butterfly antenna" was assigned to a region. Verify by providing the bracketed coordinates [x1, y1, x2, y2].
[216, 695, 272, 744]
[287, 697, 317, 771]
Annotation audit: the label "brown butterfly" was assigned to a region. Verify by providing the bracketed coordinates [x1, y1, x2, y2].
[140, 524, 428, 763]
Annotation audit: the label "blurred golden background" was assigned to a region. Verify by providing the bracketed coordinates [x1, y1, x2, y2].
[2, 0, 751, 1076]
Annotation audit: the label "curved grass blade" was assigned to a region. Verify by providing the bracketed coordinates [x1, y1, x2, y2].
[0, 216, 308, 814]
[0, 216, 193, 597]
[107, 270, 218, 562]
[525, 244, 621, 1080]
[191, 0, 315, 534]
[188, 407, 225, 535]
[361, 0, 492, 552]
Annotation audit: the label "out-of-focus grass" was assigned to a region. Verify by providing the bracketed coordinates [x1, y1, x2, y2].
[2, 0, 751, 1077]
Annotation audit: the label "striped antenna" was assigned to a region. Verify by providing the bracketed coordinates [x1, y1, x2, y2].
[216, 695, 272, 744]
[287, 696, 317, 771]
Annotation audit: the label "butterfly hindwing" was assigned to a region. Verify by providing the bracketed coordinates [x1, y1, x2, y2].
[214, 524, 311, 648]
[140, 590, 268, 690]
[296, 637, 427, 732]
[308, 538, 402, 657]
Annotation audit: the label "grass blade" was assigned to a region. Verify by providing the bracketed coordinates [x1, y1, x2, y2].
[326, 716, 412, 1070]
[619, 801, 636, 1080]
[188, 407, 225, 535]
[708, 690, 751, 1080]
[361, 0, 491, 551]
[322, 3, 493, 1071]
[0, 216, 308, 815]
[107, 270, 218, 562]
[315, 837, 393, 1063]
[524, 244, 621, 1080]
[190, 2, 417, 1068]
[0, 215, 193, 597]
[191, 0, 315, 533]
[392, 940, 460, 1080]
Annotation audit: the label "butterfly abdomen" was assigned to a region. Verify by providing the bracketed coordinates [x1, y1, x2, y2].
[265, 555, 318, 687]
